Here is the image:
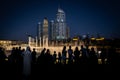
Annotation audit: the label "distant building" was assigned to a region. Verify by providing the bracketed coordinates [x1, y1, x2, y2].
[36, 17, 49, 47]
[0, 40, 26, 46]
[37, 22, 42, 40]
[30, 8, 70, 47]
[0, 40, 27, 50]
[55, 8, 67, 40]
[49, 20, 55, 41]
[43, 17, 49, 39]
[37, 22, 42, 46]
[43, 17, 49, 47]
[0, 40, 12, 48]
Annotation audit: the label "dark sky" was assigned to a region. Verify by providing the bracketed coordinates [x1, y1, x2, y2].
[0, 0, 120, 41]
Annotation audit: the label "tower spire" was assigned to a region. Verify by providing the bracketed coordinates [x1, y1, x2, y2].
[58, 0, 61, 9]
[58, 4, 60, 9]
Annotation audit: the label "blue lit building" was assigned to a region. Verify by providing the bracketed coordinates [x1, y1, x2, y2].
[55, 8, 67, 40]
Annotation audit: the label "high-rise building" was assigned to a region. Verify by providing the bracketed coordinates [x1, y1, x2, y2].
[43, 17, 48, 38]
[49, 20, 55, 40]
[37, 22, 42, 39]
[43, 17, 49, 46]
[37, 18, 49, 47]
[55, 8, 67, 40]
[37, 22, 42, 46]
[35, 8, 69, 47]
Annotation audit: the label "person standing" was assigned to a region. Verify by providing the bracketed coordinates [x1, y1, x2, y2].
[22, 46, 32, 80]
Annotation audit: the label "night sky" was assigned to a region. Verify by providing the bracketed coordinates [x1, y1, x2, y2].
[0, 0, 120, 41]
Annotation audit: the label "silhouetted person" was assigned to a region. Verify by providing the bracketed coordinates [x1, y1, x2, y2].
[31, 48, 37, 64]
[16, 47, 23, 79]
[89, 47, 98, 64]
[68, 46, 73, 64]
[100, 48, 107, 64]
[0, 47, 12, 80]
[37, 48, 46, 65]
[74, 47, 80, 64]
[80, 45, 88, 64]
[0, 47, 7, 64]
[58, 52, 62, 64]
[32, 48, 46, 79]
[62, 46, 67, 64]
[22, 46, 32, 80]
[53, 51, 57, 64]
[8, 47, 16, 64]
[44, 49, 53, 65]
[107, 47, 119, 64]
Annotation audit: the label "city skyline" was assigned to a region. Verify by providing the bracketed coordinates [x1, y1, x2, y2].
[1, 0, 120, 42]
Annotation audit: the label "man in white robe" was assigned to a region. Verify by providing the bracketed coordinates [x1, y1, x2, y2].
[22, 46, 32, 79]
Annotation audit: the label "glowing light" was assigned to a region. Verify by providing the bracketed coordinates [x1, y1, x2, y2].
[96, 37, 104, 41]
[5, 58, 8, 61]
[91, 38, 96, 40]
[73, 38, 78, 41]
[58, 8, 64, 13]
[98, 51, 101, 54]
[98, 59, 102, 64]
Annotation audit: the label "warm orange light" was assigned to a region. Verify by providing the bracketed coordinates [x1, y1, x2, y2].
[101, 37, 104, 40]
[73, 38, 78, 41]
[91, 38, 96, 40]
[96, 37, 104, 41]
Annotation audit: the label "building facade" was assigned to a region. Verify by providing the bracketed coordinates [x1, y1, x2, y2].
[43, 17, 49, 39]
[49, 20, 55, 41]
[37, 22, 42, 46]
[55, 8, 67, 40]
[35, 17, 49, 47]
[43, 17, 49, 47]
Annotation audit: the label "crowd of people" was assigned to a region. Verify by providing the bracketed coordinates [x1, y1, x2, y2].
[0, 45, 120, 80]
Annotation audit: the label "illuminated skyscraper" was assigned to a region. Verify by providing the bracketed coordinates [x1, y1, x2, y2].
[37, 22, 42, 46]
[55, 8, 67, 40]
[43, 17, 49, 46]
[37, 22, 42, 39]
[35, 8, 70, 47]
[37, 17, 49, 47]
[49, 20, 56, 40]
[43, 17, 49, 39]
